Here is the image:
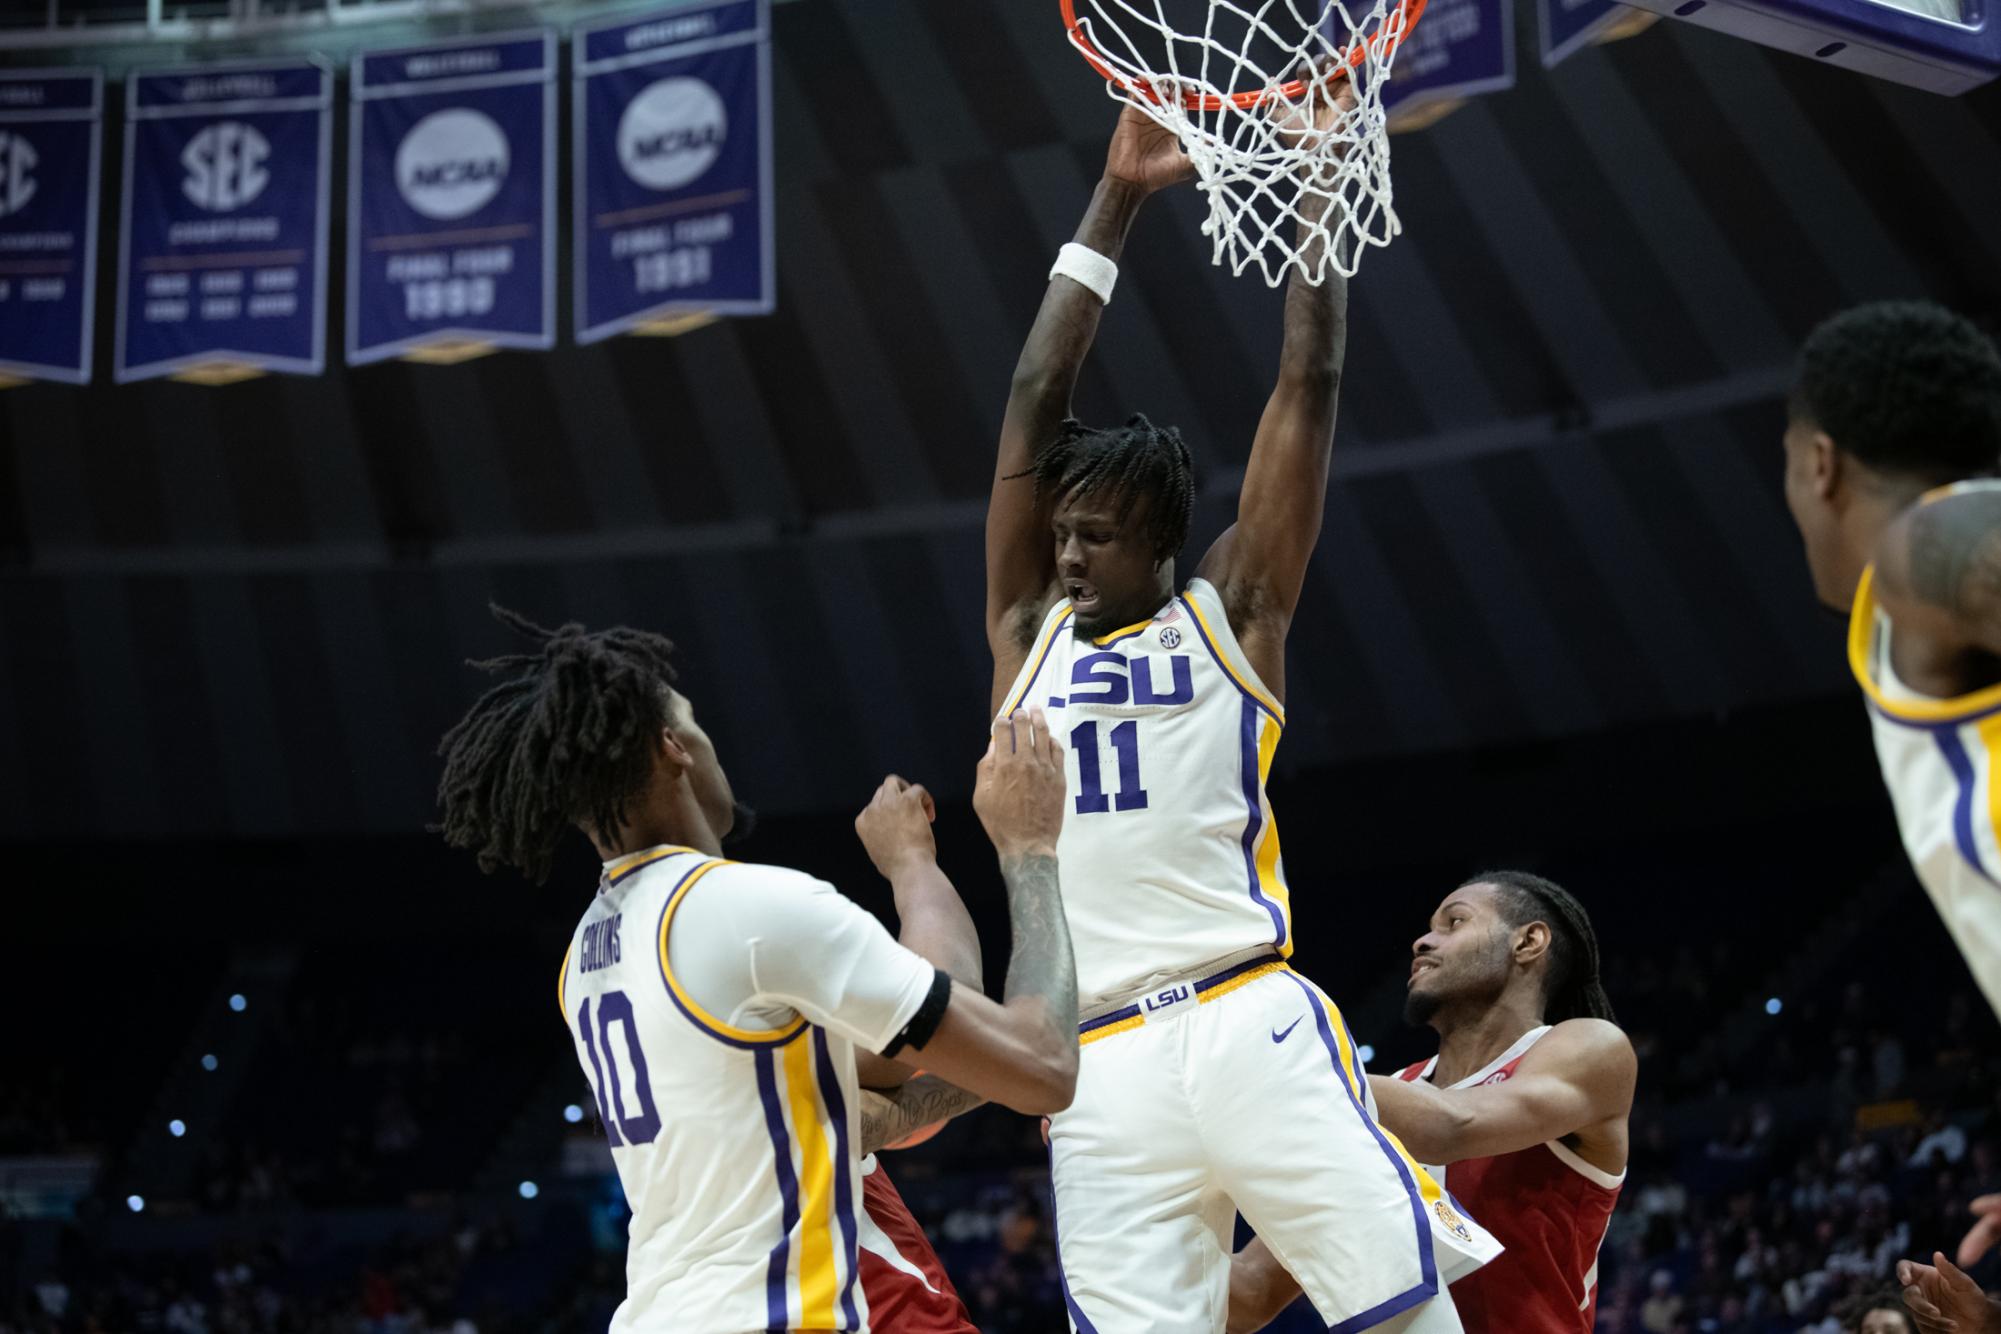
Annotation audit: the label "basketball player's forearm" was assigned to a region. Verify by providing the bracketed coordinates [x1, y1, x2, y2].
[891, 873, 984, 990]
[1366, 1074, 1475, 1164]
[1008, 178, 1146, 397]
[999, 850, 1081, 1056]
[858, 1076, 987, 1157]
[1277, 211, 1347, 389]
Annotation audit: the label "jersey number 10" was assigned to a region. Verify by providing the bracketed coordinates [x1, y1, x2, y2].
[1072, 720, 1147, 814]
[576, 990, 662, 1147]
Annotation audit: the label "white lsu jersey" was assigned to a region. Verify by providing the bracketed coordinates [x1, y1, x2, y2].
[996, 576, 1291, 1009]
[1850, 485, 2001, 1019]
[558, 845, 937, 1334]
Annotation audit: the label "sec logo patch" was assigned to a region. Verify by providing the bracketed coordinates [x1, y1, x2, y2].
[1159, 626, 1182, 649]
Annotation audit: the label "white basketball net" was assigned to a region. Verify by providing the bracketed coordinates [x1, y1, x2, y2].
[1068, 0, 1414, 284]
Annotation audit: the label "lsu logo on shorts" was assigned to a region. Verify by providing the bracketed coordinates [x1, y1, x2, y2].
[1434, 1198, 1475, 1245]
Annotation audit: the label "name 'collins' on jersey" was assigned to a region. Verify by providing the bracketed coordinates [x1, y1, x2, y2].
[996, 576, 1291, 1009]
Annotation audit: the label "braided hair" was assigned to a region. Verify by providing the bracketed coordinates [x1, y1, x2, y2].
[1010, 413, 1196, 562]
[436, 605, 682, 884]
[1468, 870, 1616, 1025]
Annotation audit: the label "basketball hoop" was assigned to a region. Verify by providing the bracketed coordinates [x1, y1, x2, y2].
[1060, 0, 1427, 284]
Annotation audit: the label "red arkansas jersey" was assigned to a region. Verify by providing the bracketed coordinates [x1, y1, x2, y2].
[1397, 1026, 1623, 1334]
[859, 1156, 980, 1333]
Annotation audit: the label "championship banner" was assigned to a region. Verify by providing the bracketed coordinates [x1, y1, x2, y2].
[117, 60, 330, 384]
[1381, 0, 1515, 132]
[0, 69, 101, 386]
[573, 0, 774, 344]
[347, 30, 556, 365]
[1540, 0, 1656, 66]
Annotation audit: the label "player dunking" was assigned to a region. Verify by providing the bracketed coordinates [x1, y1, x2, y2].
[983, 103, 1496, 1333]
[1227, 873, 1634, 1334]
[434, 608, 1079, 1334]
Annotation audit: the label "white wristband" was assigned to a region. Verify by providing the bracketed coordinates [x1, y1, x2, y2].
[1049, 242, 1118, 305]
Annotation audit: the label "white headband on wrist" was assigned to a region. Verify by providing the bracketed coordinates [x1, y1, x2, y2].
[1049, 242, 1118, 305]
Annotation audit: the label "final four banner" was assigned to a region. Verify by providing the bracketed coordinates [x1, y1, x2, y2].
[0, 69, 101, 385]
[347, 30, 556, 364]
[117, 61, 330, 383]
[573, 0, 774, 343]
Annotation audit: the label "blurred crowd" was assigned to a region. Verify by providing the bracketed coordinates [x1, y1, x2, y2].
[0, 1217, 570, 1334]
[6, 882, 1999, 1332]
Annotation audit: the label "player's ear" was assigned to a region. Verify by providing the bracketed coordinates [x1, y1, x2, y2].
[1811, 430, 1841, 501]
[657, 725, 695, 774]
[1514, 921, 1553, 968]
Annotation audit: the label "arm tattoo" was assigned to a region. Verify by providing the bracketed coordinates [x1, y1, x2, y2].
[1904, 494, 2001, 632]
[859, 1076, 988, 1157]
[999, 852, 1079, 1041]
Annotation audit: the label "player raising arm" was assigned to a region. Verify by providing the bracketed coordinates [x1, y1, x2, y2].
[987, 101, 1344, 706]
[1230, 874, 1635, 1334]
[434, 607, 1076, 1334]
[982, 89, 1496, 1334]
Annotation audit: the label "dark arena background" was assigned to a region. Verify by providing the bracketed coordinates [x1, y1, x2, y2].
[4, 0, 2001, 1331]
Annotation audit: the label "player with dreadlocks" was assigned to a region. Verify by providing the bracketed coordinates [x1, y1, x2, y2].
[436, 606, 1083, 1334]
[1228, 871, 1636, 1334]
[970, 94, 1497, 1334]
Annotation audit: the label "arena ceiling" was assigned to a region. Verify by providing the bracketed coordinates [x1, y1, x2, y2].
[1, 0, 1997, 837]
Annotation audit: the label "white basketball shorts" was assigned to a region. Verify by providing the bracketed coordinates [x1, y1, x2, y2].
[1047, 959, 1500, 1333]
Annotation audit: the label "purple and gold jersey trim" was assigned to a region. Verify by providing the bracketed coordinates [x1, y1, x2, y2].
[556, 942, 574, 1024]
[1089, 617, 1154, 647]
[1180, 591, 1284, 724]
[1077, 955, 1291, 1046]
[655, 858, 811, 1049]
[753, 1021, 862, 1328]
[999, 605, 1076, 717]
[604, 843, 702, 885]
[1288, 971, 1443, 1333]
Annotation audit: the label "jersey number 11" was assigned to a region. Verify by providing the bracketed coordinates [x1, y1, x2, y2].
[1072, 720, 1148, 814]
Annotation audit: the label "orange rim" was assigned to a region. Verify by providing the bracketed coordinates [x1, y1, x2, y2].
[1059, 0, 1428, 111]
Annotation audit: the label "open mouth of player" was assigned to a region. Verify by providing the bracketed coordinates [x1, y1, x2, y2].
[1408, 958, 1440, 985]
[1068, 580, 1102, 615]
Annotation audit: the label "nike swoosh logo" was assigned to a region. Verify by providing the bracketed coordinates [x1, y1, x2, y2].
[1272, 1017, 1303, 1044]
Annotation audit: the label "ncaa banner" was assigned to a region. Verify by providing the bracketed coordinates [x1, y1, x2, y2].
[573, 0, 774, 343]
[347, 30, 556, 365]
[0, 69, 101, 385]
[1382, 0, 1515, 131]
[1540, 0, 1654, 66]
[116, 60, 330, 383]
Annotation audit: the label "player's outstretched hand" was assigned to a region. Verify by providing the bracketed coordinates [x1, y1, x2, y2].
[1961, 1196, 2001, 1267]
[974, 708, 1066, 861]
[854, 775, 938, 880]
[1900, 1252, 2001, 1334]
[1104, 102, 1196, 195]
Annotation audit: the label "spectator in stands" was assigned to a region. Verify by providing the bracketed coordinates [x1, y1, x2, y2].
[1910, 1113, 1969, 1169]
[1835, 1290, 1916, 1333]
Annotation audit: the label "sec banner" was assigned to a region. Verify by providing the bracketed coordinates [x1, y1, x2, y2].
[1381, 0, 1516, 130]
[347, 30, 556, 365]
[117, 60, 330, 383]
[0, 69, 101, 385]
[573, 0, 774, 343]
